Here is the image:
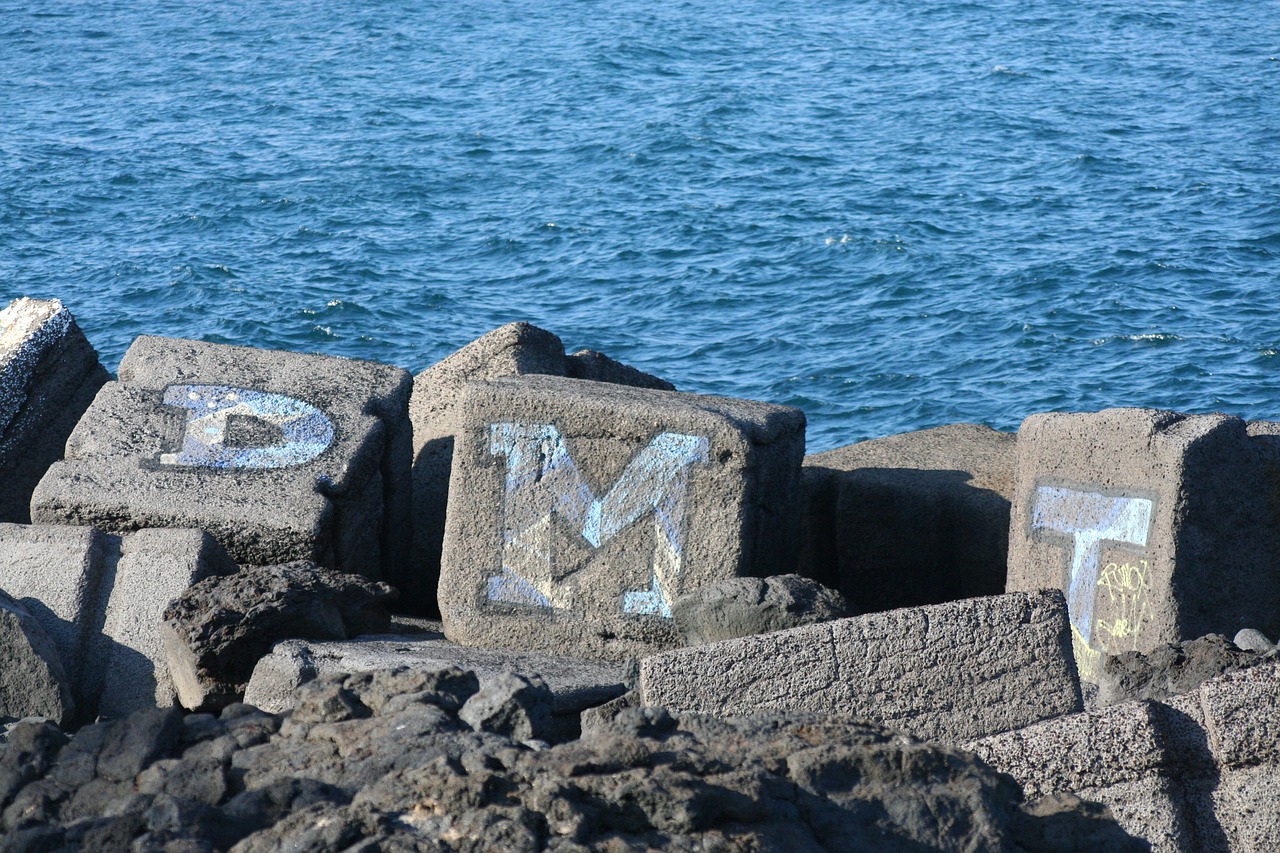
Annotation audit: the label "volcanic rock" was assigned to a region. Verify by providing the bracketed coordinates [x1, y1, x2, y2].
[671, 573, 849, 645]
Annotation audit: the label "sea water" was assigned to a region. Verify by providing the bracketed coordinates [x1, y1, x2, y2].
[5, 0, 1279, 451]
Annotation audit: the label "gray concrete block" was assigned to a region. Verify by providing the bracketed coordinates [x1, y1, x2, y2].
[0, 298, 109, 524]
[0, 589, 75, 725]
[440, 375, 805, 660]
[1198, 660, 1280, 770]
[1076, 777, 1198, 853]
[1006, 408, 1280, 683]
[1211, 763, 1280, 852]
[799, 423, 1015, 615]
[0, 523, 235, 720]
[30, 336, 412, 583]
[640, 589, 1081, 743]
[242, 633, 629, 718]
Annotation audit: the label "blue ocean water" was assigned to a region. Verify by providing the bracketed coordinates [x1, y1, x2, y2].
[4, 1, 1278, 451]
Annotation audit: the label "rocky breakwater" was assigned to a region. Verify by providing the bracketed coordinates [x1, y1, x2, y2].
[0, 295, 1276, 850]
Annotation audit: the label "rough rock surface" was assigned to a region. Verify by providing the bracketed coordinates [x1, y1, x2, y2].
[0, 667, 1143, 852]
[671, 574, 849, 645]
[161, 562, 396, 712]
[0, 590, 75, 726]
[1096, 633, 1274, 707]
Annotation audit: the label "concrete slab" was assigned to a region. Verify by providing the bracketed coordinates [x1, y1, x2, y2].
[439, 375, 806, 660]
[0, 523, 235, 720]
[0, 298, 109, 523]
[242, 633, 629, 718]
[800, 423, 1015, 614]
[30, 336, 412, 583]
[640, 589, 1081, 743]
[1006, 408, 1280, 682]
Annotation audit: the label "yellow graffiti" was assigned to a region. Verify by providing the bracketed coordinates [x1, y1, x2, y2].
[1072, 623, 1101, 682]
[1094, 559, 1150, 651]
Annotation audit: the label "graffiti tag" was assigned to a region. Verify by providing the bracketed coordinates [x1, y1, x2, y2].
[159, 385, 334, 469]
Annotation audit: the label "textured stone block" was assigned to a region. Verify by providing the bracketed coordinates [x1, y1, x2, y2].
[0, 589, 75, 725]
[440, 375, 805, 660]
[1198, 660, 1280, 770]
[0, 523, 234, 719]
[800, 423, 1014, 614]
[1007, 408, 1279, 682]
[31, 336, 412, 583]
[409, 324, 671, 614]
[0, 297, 109, 523]
[640, 589, 1081, 743]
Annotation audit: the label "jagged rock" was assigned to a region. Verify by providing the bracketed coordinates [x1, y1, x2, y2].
[1096, 633, 1271, 706]
[0, 590, 74, 726]
[0, 667, 1144, 852]
[458, 672, 553, 741]
[564, 348, 675, 390]
[161, 562, 396, 712]
[671, 573, 849, 645]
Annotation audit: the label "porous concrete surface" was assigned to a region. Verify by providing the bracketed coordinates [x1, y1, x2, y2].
[1007, 408, 1280, 682]
[640, 589, 1082, 744]
[410, 323, 672, 616]
[0, 590, 75, 726]
[0, 668, 1145, 852]
[0, 523, 234, 721]
[800, 423, 1015, 615]
[243, 633, 629, 718]
[0, 297, 109, 524]
[440, 374, 805, 660]
[31, 335, 412, 583]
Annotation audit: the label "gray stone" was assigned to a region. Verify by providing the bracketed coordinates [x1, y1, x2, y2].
[1233, 627, 1275, 653]
[242, 633, 628, 718]
[0, 523, 234, 720]
[0, 298, 109, 525]
[162, 562, 396, 712]
[0, 590, 74, 726]
[641, 589, 1082, 744]
[1096, 634, 1267, 707]
[30, 335, 412, 585]
[671, 573, 849, 645]
[409, 324, 675, 616]
[1006, 408, 1280, 684]
[800, 423, 1015, 615]
[1197, 659, 1280, 771]
[458, 671, 553, 741]
[440, 374, 805, 660]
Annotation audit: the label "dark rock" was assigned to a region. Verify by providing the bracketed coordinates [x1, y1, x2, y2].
[1097, 633, 1271, 706]
[459, 672, 554, 742]
[671, 574, 849, 645]
[0, 590, 75, 726]
[161, 562, 396, 712]
[565, 348, 675, 391]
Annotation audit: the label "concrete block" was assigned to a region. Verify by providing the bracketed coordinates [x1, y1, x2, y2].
[1076, 777, 1197, 853]
[800, 424, 1015, 614]
[1006, 408, 1280, 682]
[1211, 763, 1280, 852]
[640, 589, 1081, 743]
[242, 633, 629, 718]
[0, 298, 109, 523]
[0, 523, 235, 720]
[439, 375, 805, 660]
[31, 335, 412, 583]
[1197, 660, 1280, 770]
[0, 589, 75, 725]
[409, 324, 675, 615]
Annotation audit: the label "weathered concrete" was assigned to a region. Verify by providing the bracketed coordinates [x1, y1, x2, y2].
[409, 324, 673, 615]
[242, 632, 629, 720]
[0, 298, 109, 524]
[439, 375, 806, 660]
[0, 590, 75, 726]
[1006, 408, 1280, 682]
[30, 336, 412, 585]
[799, 423, 1015, 616]
[640, 589, 1082, 744]
[0, 523, 235, 720]
[670, 573, 848, 645]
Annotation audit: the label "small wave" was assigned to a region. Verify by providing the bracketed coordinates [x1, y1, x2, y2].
[1090, 333, 1184, 346]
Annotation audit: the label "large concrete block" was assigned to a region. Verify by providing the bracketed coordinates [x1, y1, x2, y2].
[440, 375, 805, 660]
[1006, 408, 1280, 682]
[0, 523, 235, 720]
[640, 589, 1081, 743]
[0, 297, 109, 523]
[410, 324, 673, 614]
[31, 336, 412, 583]
[800, 423, 1014, 614]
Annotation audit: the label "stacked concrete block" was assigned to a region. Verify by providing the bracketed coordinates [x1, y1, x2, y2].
[31, 336, 412, 585]
[410, 323, 672, 614]
[1006, 408, 1280, 682]
[639, 589, 1082, 744]
[439, 374, 805, 660]
[800, 423, 1014, 614]
[0, 297, 109, 523]
[0, 523, 235, 720]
